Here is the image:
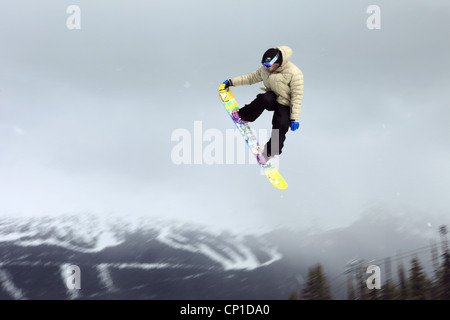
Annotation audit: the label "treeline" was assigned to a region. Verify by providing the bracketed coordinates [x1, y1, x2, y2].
[290, 225, 450, 300]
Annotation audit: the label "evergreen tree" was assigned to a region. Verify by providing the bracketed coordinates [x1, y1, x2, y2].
[301, 264, 332, 300]
[408, 256, 428, 300]
[347, 278, 356, 300]
[397, 263, 408, 300]
[288, 290, 298, 300]
[381, 279, 397, 300]
[357, 264, 368, 300]
[439, 251, 450, 299]
[366, 285, 380, 300]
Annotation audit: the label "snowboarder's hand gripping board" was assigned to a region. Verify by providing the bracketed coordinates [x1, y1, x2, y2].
[218, 83, 288, 190]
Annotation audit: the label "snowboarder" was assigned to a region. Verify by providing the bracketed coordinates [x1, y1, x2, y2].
[223, 46, 304, 164]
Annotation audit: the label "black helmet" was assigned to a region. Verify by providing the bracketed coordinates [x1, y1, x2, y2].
[262, 48, 282, 67]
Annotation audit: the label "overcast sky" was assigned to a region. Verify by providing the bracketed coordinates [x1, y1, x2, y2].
[1, 0, 449, 231]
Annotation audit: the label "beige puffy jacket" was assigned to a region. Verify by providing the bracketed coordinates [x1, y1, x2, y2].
[230, 46, 304, 122]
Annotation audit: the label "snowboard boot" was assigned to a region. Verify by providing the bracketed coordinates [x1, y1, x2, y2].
[257, 151, 276, 166]
[231, 110, 248, 125]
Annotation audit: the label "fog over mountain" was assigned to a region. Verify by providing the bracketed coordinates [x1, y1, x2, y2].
[0, 207, 447, 300]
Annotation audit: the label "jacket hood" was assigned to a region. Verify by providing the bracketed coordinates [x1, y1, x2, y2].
[276, 46, 293, 68]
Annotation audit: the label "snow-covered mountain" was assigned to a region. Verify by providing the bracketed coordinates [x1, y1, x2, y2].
[0, 210, 446, 300]
[0, 213, 289, 300]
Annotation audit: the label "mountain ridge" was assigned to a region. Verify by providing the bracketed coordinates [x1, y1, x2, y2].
[0, 210, 447, 299]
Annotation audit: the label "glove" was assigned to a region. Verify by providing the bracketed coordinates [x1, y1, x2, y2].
[223, 79, 232, 89]
[290, 121, 300, 132]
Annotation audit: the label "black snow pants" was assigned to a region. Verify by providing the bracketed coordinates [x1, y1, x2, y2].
[238, 91, 290, 156]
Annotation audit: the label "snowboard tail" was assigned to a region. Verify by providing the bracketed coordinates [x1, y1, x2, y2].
[218, 83, 288, 190]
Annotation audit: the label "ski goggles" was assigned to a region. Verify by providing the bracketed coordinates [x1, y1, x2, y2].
[262, 53, 279, 68]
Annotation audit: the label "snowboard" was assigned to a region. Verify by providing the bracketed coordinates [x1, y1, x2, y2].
[219, 83, 288, 189]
